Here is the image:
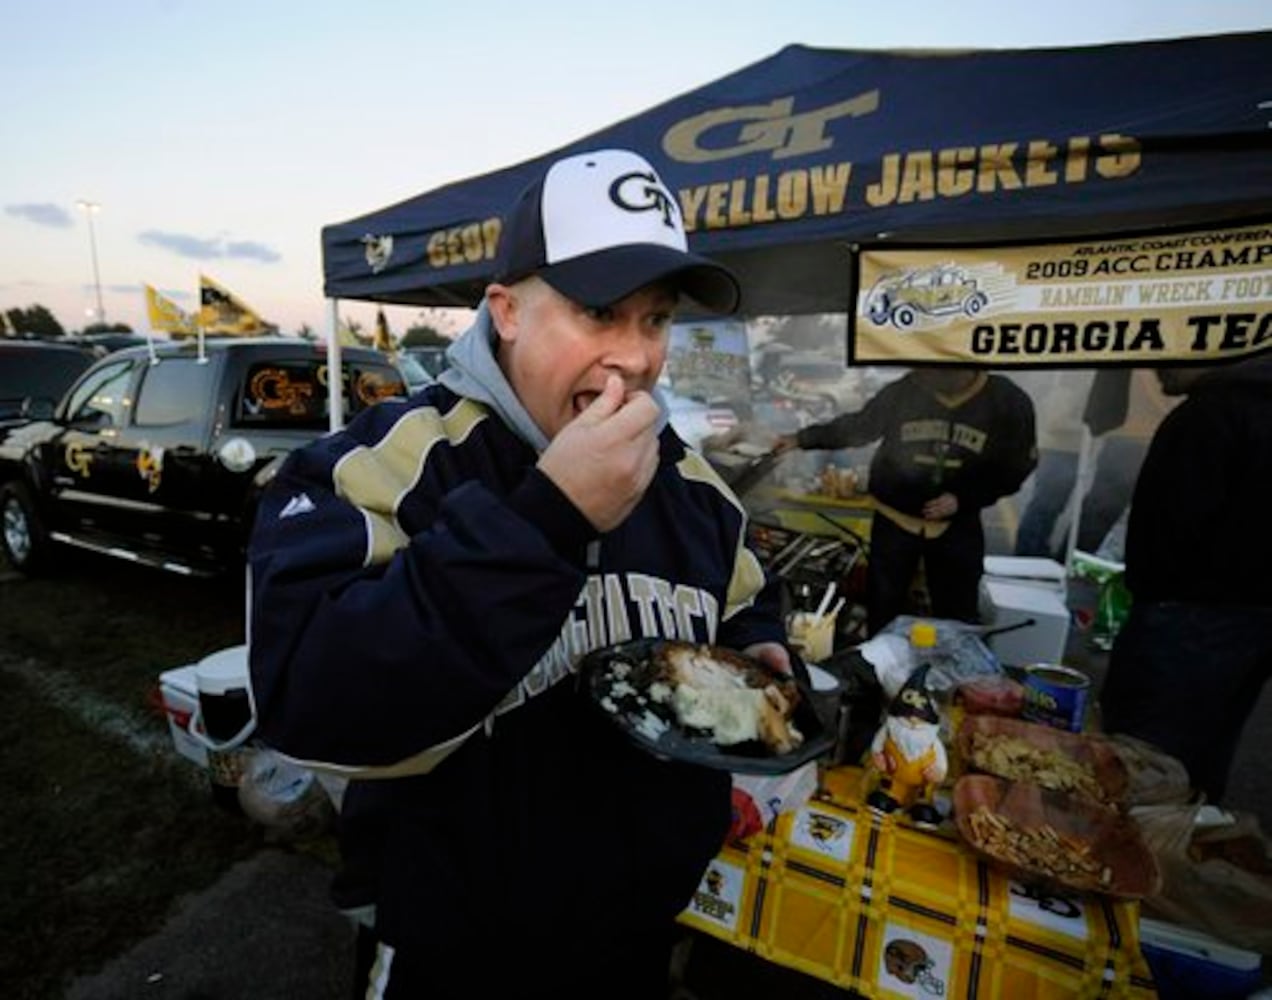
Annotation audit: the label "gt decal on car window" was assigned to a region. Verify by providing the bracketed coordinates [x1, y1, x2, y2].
[353, 371, 403, 406]
[246, 367, 316, 415]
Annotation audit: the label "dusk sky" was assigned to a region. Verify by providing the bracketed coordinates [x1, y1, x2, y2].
[3, 0, 1269, 339]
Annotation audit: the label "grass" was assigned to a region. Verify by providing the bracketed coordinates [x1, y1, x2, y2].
[0, 553, 276, 1000]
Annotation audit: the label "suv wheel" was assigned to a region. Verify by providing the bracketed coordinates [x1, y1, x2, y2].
[1, 482, 51, 574]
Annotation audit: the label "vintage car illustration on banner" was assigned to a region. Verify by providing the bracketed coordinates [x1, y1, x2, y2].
[864, 265, 991, 330]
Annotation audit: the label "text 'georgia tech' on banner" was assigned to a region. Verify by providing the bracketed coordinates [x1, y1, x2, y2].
[850, 223, 1272, 367]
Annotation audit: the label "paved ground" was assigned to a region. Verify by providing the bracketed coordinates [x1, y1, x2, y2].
[58, 846, 840, 1000]
[63, 850, 355, 1000]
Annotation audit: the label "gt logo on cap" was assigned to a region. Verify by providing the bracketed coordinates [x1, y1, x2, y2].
[496, 147, 740, 313]
[609, 171, 678, 229]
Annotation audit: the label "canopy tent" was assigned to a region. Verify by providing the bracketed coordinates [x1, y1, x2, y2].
[323, 31, 1272, 326]
[319, 31, 1272, 432]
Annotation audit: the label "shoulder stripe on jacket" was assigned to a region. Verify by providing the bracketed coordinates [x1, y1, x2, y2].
[332, 398, 488, 565]
[675, 450, 765, 622]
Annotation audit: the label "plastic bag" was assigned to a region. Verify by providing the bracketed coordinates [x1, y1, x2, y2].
[1106, 734, 1192, 807]
[868, 616, 1003, 699]
[1134, 801, 1272, 952]
[1069, 551, 1130, 651]
[728, 761, 819, 840]
[237, 747, 336, 841]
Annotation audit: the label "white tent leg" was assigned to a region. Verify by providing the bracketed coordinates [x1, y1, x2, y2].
[327, 299, 343, 434]
[1065, 425, 1092, 569]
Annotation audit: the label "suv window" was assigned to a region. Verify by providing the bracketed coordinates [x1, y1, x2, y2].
[350, 362, 407, 410]
[0, 349, 93, 403]
[234, 359, 405, 428]
[63, 359, 136, 427]
[407, 347, 450, 377]
[134, 358, 214, 426]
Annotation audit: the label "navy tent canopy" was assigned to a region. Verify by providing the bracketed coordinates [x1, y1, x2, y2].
[322, 32, 1272, 316]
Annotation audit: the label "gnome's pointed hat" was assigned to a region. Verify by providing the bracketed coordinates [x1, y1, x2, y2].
[888, 664, 940, 724]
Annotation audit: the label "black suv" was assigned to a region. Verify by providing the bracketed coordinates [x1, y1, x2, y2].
[0, 339, 97, 428]
[0, 338, 406, 576]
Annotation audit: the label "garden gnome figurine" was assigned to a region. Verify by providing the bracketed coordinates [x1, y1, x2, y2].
[866, 664, 948, 826]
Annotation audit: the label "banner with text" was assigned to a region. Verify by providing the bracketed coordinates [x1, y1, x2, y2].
[850, 223, 1272, 367]
[667, 319, 751, 405]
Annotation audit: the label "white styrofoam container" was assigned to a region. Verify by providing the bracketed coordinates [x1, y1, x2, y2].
[983, 556, 1068, 596]
[978, 577, 1071, 667]
[158, 664, 208, 768]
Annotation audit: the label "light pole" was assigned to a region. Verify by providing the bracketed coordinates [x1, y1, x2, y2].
[76, 199, 106, 327]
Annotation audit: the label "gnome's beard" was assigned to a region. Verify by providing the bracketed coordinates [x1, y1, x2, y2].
[887, 716, 940, 761]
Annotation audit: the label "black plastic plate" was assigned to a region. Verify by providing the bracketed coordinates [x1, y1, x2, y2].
[578, 638, 835, 775]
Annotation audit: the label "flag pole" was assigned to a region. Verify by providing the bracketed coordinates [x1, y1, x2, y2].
[140, 284, 158, 365]
[195, 274, 208, 363]
[327, 299, 343, 433]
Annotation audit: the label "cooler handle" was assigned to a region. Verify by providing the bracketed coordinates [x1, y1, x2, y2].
[186, 703, 257, 752]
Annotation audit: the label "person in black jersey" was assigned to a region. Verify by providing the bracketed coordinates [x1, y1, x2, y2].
[778, 368, 1037, 635]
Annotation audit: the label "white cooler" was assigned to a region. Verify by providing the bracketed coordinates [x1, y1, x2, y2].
[158, 664, 209, 768]
[979, 557, 1071, 667]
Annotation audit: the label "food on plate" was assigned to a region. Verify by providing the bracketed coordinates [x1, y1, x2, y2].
[966, 730, 1105, 802]
[647, 641, 804, 753]
[956, 715, 1129, 806]
[956, 675, 1025, 718]
[954, 775, 1160, 899]
[583, 638, 833, 773]
[966, 805, 1112, 888]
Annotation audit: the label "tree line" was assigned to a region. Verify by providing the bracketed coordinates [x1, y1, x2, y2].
[2, 303, 451, 345]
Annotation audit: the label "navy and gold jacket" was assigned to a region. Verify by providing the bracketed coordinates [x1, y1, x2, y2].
[247, 331, 783, 977]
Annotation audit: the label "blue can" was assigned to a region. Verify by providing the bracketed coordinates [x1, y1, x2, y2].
[1021, 663, 1090, 732]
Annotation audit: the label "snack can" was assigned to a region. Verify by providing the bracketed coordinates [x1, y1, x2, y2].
[1020, 663, 1090, 732]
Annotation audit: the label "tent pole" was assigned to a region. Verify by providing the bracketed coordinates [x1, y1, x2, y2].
[1065, 424, 1092, 569]
[327, 298, 343, 433]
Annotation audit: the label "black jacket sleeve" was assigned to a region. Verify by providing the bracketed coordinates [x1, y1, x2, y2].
[795, 379, 898, 451]
[247, 445, 592, 774]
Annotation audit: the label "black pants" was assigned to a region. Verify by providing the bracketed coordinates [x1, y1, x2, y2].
[1101, 600, 1272, 804]
[866, 513, 984, 635]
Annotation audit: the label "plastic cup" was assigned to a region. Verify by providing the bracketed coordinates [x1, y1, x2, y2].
[787, 610, 836, 664]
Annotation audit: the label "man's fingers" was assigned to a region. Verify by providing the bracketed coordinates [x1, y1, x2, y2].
[574, 374, 627, 425]
[609, 389, 660, 435]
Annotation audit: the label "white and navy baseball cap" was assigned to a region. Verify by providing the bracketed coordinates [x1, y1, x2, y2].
[493, 148, 740, 314]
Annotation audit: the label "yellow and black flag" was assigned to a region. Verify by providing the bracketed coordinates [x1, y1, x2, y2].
[372, 308, 397, 357]
[198, 274, 273, 335]
[144, 284, 196, 336]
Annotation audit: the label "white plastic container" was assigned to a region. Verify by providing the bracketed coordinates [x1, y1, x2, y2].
[187, 644, 256, 812]
[978, 577, 1071, 667]
[158, 664, 208, 768]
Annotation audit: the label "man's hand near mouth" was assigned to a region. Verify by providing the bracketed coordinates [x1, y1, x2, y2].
[539, 374, 660, 532]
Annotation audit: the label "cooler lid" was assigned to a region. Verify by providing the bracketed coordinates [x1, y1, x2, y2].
[194, 645, 250, 695]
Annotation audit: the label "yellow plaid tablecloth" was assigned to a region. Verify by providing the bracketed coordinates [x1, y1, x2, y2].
[679, 766, 1158, 999]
